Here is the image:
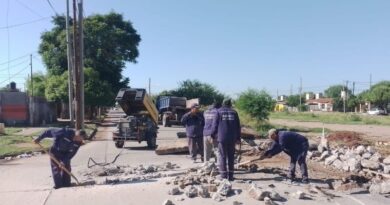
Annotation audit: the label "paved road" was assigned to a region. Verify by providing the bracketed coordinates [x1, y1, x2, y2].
[0, 110, 389, 205]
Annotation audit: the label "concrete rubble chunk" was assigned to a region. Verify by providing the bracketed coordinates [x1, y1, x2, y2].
[269, 190, 283, 201]
[162, 199, 175, 205]
[291, 190, 305, 199]
[361, 159, 380, 170]
[212, 193, 224, 202]
[197, 185, 210, 198]
[384, 166, 390, 174]
[383, 156, 390, 165]
[319, 151, 330, 161]
[354, 145, 366, 155]
[325, 155, 338, 166]
[168, 187, 180, 195]
[362, 152, 372, 159]
[248, 184, 271, 201]
[185, 186, 198, 198]
[199, 162, 216, 175]
[367, 146, 376, 154]
[347, 158, 361, 172]
[264, 197, 278, 205]
[332, 159, 343, 170]
[369, 181, 390, 195]
[370, 153, 383, 163]
[217, 179, 232, 196]
[155, 140, 189, 155]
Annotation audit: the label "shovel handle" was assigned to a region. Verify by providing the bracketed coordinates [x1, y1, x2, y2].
[32, 138, 80, 185]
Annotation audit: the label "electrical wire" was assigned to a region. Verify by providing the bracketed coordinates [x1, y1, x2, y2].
[0, 54, 30, 66]
[46, 0, 59, 16]
[0, 17, 50, 30]
[15, 0, 43, 18]
[6, 0, 11, 83]
[0, 59, 30, 71]
[0, 65, 30, 86]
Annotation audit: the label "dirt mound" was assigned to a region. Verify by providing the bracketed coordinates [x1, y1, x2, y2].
[327, 131, 366, 147]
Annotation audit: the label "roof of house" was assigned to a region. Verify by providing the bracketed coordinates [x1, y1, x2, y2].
[305, 98, 334, 104]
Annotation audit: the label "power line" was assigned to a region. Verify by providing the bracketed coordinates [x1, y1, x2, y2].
[0, 65, 30, 86]
[46, 0, 59, 16]
[0, 53, 30, 66]
[15, 0, 43, 18]
[6, 0, 11, 84]
[0, 59, 30, 71]
[0, 17, 50, 30]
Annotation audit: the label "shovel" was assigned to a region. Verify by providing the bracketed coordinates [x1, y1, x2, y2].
[32, 138, 80, 185]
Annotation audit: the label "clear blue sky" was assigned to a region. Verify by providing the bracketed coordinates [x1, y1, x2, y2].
[0, 0, 389, 98]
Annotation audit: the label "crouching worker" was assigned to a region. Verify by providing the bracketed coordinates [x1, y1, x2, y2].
[262, 129, 309, 184]
[34, 128, 86, 189]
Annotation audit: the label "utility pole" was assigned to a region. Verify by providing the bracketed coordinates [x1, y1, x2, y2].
[148, 78, 151, 95]
[346, 80, 349, 112]
[30, 54, 34, 126]
[78, 0, 84, 129]
[299, 77, 302, 111]
[73, 0, 81, 130]
[66, 0, 74, 126]
[276, 89, 279, 100]
[290, 84, 293, 96]
[342, 81, 346, 113]
[352, 81, 355, 95]
[370, 73, 372, 89]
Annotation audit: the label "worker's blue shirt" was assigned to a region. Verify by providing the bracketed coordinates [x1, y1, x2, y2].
[181, 112, 205, 138]
[203, 106, 219, 137]
[37, 128, 81, 162]
[265, 131, 308, 157]
[212, 106, 241, 143]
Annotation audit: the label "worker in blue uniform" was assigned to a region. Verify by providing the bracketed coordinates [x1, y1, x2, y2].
[181, 103, 205, 162]
[34, 128, 86, 189]
[203, 100, 221, 163]
[262, 129, 309, 183]
[212, 99, 241, 181]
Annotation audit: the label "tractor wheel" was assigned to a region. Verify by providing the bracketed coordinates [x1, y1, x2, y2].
[115, 141, 124, 148]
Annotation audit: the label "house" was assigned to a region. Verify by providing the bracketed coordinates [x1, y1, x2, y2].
[305, 98, 334, 112]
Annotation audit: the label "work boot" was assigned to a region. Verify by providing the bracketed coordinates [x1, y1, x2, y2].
[301, 178, 310, 184]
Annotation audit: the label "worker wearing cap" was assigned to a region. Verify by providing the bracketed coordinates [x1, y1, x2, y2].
[181, 103, 205, 163]
[212, 99, 241, 181]
[34, 128, 85, 189]
[262, 129, 309, 183]
[203, 100, 222, 163]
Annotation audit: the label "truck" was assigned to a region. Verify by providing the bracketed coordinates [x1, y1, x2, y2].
[156, 96, 199, 127]
[113, 88, 159, 149]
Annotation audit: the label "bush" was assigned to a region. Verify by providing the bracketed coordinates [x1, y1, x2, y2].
[347, 114, 362, 122]
[235, 89, 275, 121]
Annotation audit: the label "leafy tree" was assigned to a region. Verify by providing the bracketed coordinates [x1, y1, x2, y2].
[286, 94, 305, 107]
[324, 85, 352, 112]
[39, 12, 141, 100]
[159, 80, 225, 105]
[235, 89, 275, 121]
[45, 73, 69, 102]
[366, 81, 390, 111]
[84, 68, 115, 107]
[26, 72, 47, 97]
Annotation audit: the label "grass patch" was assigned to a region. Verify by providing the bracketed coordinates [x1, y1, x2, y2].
[3, 128, 23, 135]
[270, 112, 390, 126]
[238, 110, 274, 137]
[0, 135, 51, 157]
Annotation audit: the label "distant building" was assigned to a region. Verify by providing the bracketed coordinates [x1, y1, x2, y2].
[305, 98, 333, 112]
[0, 83, 56, 126]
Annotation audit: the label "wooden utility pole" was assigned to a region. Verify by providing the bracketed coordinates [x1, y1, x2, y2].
[73, 0, 81, 130]
[30, 54, 34, 126]
[148, 78, 151, 95]
[66, 0, 74, 125]
[78, 0, 84, 129]
[299, 77, 302, 111]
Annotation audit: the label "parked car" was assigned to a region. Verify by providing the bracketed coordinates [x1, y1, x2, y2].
[367, 108, 386, 115]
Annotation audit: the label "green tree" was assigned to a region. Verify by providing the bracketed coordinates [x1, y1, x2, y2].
[235, 89, 275, 121]
[159, 80, 225, 105]
[366, 81, 390, 111]
[324, 85, 352, 112]
[26, 72, 47, 98]
[286, 94, 305, 107]
[84, 68, 115, 107]
[45, 73, 69, 102]
[39, 12, 141, 100]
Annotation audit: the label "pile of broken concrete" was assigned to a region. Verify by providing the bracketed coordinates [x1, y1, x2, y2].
[80, 162, 182, 185]
[308, 144, 390, 195]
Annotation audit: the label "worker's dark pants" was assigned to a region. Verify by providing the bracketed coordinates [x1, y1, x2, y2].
[50, 152, 71, 188]
[288, 142, 309, 180]
[218, 141, 235, 180]
[188, 137, 204, 160]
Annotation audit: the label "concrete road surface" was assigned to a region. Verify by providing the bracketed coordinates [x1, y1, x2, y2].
[0, 110, 389, 205]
